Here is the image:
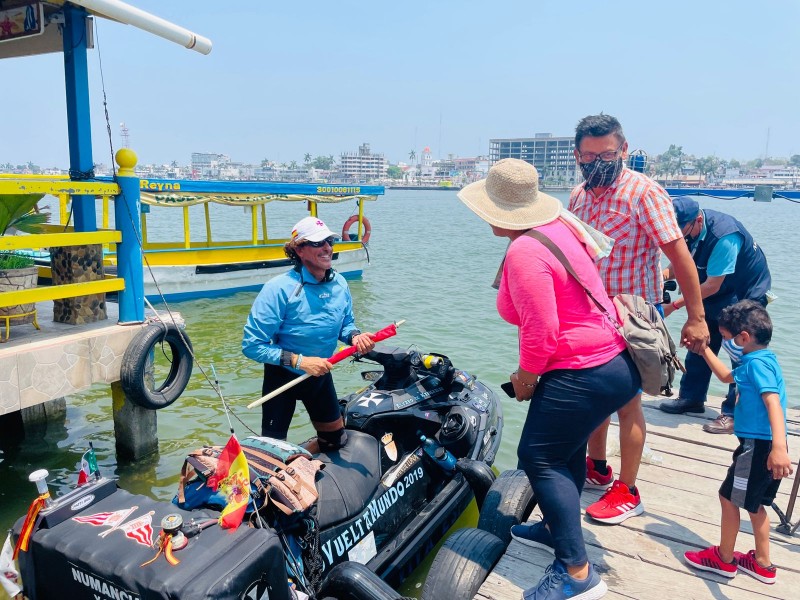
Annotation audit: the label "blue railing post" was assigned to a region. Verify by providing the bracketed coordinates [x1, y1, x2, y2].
[114, 149, 144, 323]
[62, 4, 97, 232]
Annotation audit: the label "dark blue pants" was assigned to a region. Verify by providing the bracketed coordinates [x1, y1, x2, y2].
[679, 316, 738, 416]
[516, 351, 641, 566]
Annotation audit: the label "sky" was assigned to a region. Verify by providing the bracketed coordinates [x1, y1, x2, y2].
[2, 1, 799, 168]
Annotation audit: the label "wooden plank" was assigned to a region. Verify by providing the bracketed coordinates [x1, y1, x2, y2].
[477, 538, 791, 600]
[479, 395, 800, 600]
[0, 179, 119, 196]
[0, 279, 125, 308]
[0, 230, 121, 251]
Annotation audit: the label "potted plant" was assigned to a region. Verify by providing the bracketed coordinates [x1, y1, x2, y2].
[0, 193, 50, 332]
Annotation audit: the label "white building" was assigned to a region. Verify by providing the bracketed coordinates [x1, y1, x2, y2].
[338, 143, 387, 183]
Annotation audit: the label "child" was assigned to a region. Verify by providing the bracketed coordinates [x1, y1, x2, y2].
[683, 300, 792, 584]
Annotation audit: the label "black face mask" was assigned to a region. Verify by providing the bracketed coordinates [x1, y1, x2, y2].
[579, 158, 624, 189]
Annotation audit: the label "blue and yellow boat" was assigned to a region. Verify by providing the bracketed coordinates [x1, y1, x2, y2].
[44, 178, 383, 302]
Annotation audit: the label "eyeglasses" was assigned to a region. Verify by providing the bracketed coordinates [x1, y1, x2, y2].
[302, 236, 336, 248]
[576, 144, 624, 164]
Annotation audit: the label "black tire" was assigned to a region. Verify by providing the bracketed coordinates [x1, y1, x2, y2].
[120, 323, 193, 410]
[477, 469, 536, 545]
[421, 528, 505, 600]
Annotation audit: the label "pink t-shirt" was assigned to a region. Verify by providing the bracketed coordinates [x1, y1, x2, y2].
[496, 219, 627, 375]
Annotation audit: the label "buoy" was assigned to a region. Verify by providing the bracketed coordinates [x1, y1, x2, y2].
[342, 215, 371, 243]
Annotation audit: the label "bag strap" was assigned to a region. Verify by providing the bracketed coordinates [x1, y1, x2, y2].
[523, 229, 620, 328]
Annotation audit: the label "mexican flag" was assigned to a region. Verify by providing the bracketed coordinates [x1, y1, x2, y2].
[77, 448, 98, 485]
[208, 435, 250, 529]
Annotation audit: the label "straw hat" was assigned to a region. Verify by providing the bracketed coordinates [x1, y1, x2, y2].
[457, 158, 562, 229]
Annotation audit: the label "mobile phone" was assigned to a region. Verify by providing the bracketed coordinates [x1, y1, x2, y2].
[501, 381, 515, 397]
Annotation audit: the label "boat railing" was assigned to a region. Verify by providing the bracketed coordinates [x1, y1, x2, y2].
[0, 177, 125, 310]
[0, 149, 144, 323]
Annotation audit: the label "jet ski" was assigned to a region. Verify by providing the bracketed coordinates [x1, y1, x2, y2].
[11, 346, 503, 600]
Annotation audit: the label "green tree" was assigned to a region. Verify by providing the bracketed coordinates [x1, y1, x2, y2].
[728, 159, 741, 169]
[304, 153, 312, 164]
[386, 165, 403, 179]
[260, 158, 271, 168]
[289, 160, 298, 170]
[789, 155, 800, 167]
[659, 145, 684, 181]
[312, 155, 335, 170]
[694, 156, 720, 178]
[409, 150, 416, 164]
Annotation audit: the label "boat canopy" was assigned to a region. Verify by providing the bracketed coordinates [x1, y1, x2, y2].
[128, 178, 384, 207]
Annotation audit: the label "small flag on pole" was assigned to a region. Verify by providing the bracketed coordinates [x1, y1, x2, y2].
[77, 447, 98, 486]
[207, 435, 250, 529]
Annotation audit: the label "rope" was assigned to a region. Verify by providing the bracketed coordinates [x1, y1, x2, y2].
[93, 19, 258, 438]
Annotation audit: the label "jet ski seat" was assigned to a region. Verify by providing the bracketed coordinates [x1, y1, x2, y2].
[315, 430, 382, 529]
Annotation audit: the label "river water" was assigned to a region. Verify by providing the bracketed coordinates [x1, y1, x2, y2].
[1, 189, 797, 596]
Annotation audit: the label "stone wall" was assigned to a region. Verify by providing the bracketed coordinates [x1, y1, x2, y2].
[0, 265, 38, 325]
[51, 244, 107, 324]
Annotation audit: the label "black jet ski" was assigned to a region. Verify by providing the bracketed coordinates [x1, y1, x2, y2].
[12, 346, 503, 600]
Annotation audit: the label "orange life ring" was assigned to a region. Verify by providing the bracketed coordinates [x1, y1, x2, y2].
[342, 215, 371, 243]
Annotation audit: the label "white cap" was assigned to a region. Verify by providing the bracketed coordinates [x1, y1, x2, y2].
[291, 217, 336, 242]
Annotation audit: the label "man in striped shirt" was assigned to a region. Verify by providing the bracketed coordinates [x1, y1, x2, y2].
[568, 114, 709, 524]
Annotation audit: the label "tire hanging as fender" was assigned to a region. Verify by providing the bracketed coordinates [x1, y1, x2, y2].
[477, 469, 537, 545]
[120, 322, 193, 410]
[421, 528, 505, 600]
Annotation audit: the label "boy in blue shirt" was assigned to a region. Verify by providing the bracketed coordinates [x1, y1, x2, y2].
[683, 300, 792, 584]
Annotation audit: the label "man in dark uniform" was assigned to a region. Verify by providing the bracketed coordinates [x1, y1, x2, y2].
[659, 198, 772, 434]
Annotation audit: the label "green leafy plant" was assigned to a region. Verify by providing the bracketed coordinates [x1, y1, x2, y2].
[0, 193, 50, 270]
[0, 193, 50, 235]
[0, 251, 34, 269]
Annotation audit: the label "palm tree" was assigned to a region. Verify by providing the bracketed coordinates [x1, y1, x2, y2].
[304, 153, 312, 164]
[409, 150, 416, 164]
[289, 160, 298, 170]
[261, 158, 271, 168]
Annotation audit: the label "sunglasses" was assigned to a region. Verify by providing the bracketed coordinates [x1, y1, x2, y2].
[302, 236, 336, 248]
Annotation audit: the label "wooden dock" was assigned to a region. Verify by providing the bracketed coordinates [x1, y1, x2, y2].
[476, 396, 800, 600]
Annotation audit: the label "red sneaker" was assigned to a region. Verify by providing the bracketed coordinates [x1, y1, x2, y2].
[734, 550, 776, 584]
[684, 546, 737, 578]
[585, 457, 615, 490]
[586, 480, 643, 524]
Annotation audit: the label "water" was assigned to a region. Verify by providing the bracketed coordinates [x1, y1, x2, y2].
[1, 189, 797, 595]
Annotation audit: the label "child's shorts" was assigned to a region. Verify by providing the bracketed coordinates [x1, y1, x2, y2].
[719, 437, 782, 514]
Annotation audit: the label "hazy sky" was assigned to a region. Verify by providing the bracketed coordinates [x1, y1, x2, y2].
[3, 1, 798, 168]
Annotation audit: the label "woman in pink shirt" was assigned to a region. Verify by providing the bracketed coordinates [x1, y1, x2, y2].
[458, 159, 641, 600]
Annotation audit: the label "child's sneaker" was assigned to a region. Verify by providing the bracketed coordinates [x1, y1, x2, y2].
[510, 519, 554, 554]
[585, 457, 614, 490]
[734, 550, 776, 584]
[522, 559, 608, 600]
[586, 480, 643, 524]
[683, 546, 737, 578]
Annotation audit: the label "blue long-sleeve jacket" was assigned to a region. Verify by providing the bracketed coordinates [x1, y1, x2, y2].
[241, 266, 359, 374]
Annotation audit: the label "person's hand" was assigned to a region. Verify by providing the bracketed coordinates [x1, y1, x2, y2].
[352, 332, 376, 354]
[510, 370, 537, 402]
[299, 356, 332, 376]
[662, 303, 676, 318]
[681, 318, 710, 353]
[767, 447, 794, 480]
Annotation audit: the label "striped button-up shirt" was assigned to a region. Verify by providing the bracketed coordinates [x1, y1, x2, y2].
[569, 168, 682, 304]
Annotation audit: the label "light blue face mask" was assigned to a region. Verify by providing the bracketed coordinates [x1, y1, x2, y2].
[722, 337, 743, 361]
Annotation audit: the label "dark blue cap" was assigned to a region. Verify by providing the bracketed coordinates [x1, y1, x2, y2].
[673, 197, 700, 228]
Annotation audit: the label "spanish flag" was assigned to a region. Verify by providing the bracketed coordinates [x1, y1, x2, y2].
[208, 435, 250, 529]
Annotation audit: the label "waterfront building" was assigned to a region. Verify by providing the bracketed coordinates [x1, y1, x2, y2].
[338, 143, 387, 183]
[191, 152, 231, 178]
[489, 133, 579, 186]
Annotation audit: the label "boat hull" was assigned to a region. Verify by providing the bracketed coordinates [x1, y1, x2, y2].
[141, 246, 368, 302]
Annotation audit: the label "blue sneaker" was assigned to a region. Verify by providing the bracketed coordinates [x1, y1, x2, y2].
[522, 560, 608, 600]
[510, 520, 555, 554]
